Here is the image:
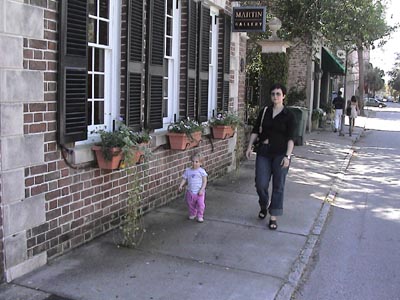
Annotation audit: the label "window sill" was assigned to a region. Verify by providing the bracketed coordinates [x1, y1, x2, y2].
[67, 128, 207, 166]
[70, 144, 96, 165]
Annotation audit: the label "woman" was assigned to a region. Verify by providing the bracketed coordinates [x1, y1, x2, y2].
[348, 95, 359, 136]
[246, 83, 295, 230]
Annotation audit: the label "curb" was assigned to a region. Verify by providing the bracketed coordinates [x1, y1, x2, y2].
[274, 125, 366, 300]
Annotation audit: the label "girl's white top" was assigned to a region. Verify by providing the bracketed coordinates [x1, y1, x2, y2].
[182, 167, 208, 193]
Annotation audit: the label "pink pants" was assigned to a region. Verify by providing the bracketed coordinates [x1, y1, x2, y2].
[186, 191, 206, 218]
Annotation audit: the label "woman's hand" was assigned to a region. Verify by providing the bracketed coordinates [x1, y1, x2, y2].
[246, 147, 253, 160]
[281, 156, 290, 168]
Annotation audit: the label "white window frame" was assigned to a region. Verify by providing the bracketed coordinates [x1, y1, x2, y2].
[82, 0, 121, 144]
[161, 0, 181, 130]
[208, 8, 219, 119]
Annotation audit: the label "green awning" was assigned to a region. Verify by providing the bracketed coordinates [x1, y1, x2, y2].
[322, 47, 345, 75]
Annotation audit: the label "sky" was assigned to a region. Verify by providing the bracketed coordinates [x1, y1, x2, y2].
[370, 0, 400, 81]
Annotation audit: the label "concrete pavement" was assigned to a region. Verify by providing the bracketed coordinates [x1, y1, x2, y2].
[0, 119, 366, 300]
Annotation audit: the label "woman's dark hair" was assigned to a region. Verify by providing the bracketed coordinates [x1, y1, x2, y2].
[269, 83, 287, 96]
[351, 95, 357, 102]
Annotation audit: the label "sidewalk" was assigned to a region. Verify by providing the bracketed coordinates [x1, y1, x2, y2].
[0, 120, 366, 300]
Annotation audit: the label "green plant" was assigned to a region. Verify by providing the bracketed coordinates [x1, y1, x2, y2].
[286, 87, 307, 106]
[93, 124, 134, 161]
[117, 169, 146, 248]
[321, 102, 334, 115]
[93, 123, 152, 162]
[311, 108, 324, 121]
[209, 112, 243, 128]
[130, 130, 151, 144]
[167, 118, 203, 135]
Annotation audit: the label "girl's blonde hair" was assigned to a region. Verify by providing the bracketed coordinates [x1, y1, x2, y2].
[191, 152, 204, 164]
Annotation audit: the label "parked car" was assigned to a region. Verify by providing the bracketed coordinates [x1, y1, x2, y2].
[364, 98, 387, 108]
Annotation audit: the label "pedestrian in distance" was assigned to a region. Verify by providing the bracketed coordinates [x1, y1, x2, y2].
[245, 83, 295, 230]
[178, 152, 208, 223]
[348, 95, 360, 136]
[332, 91, 345, 132]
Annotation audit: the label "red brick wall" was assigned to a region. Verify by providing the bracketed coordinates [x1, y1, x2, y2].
[15, 0, 244, 263]
[287, 38, 312, 91]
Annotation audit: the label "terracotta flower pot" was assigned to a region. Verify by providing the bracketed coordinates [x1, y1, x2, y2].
[92, 146, 123, 170]
[212, 125, 235, 139]
[167, 131, 202, 150]
[130, 142, 150, 165]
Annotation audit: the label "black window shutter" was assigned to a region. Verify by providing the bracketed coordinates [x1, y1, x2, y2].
[127, 0, 145, 130]
[186, 0, 198, 119]
[146, 0, 165, 129]
[58, 0, 88, 144]
[217, 13, 231, 112]
[197, 4, 210, 122]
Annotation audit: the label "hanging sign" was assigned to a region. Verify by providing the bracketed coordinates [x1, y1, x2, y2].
[232, 7, 266, 32]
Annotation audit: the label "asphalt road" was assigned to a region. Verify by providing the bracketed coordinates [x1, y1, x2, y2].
[294, 104, 400, 300]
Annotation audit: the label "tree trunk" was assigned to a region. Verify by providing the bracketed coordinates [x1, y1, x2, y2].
[357, 47, 365, 116]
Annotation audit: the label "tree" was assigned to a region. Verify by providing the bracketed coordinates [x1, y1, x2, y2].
[388, 53, 400, 99]
[245, 0, 394, 111]
[365, 63, 385, 97]
[321, 0, 394, 111]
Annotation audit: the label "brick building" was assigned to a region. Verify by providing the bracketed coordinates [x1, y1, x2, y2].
[0, 0, 247, 282]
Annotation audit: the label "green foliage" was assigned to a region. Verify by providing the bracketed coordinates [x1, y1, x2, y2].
[209, 112, 243, 127]
[246, 104, 260, 126]
[269, 0, 323, 40]
[312, 108, 325, 121]
[388, 53, 400, 93]
[260, 53, 289, 88]
[286, 87, 307, 106]
[130, 130, 151, 144]
[93, 123, 151, 161]
[167, 118, 204, 134]
[94, 124, 134, 161]
[321, 102, 334, 115]
[365, 63, 385, 94]
[117, 170, 145, 248]
[320, 0, 394, 49]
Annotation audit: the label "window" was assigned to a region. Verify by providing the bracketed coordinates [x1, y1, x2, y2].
[162, 0, 180, 128]
[87, 0, 121, 140]
[208, 9, 219, 118]
[58, 0, 121, 145]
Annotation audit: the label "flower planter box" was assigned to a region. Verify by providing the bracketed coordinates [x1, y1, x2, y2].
[212, 125, 235, 139]
[167, 131, 202, 150]
[131, 142, 150, 165]
[92, 146, 123, 170]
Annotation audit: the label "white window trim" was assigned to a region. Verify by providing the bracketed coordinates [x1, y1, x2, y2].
[160, 0, 181, 130]
[80, 0, 121, 145]
[208, 8, 219, 119]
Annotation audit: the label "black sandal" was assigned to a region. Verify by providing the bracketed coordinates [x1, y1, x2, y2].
[268, 219, 278, 230]
[258, 209, 267, 219]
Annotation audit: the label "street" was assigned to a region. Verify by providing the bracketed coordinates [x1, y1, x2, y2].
[294, 103, 400, 300]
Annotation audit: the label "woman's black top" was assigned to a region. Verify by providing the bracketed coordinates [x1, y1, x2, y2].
[251, 106, 296, 155]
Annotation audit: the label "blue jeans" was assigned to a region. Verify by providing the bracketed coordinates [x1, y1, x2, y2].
[255, 145, 289, 216]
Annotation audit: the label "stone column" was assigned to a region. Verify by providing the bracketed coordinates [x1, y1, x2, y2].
[0, 1, 46, 281]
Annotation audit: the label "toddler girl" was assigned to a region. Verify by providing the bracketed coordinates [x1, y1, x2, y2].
[178, 152, 208, 222]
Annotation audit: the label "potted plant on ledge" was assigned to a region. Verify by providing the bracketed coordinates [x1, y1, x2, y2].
[92, 123, 151, 170]
[129, 130, 152, 165]
[92, 124, 135, 170]
[209, 112, 242, 139]
[167, 118, 203, 150]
